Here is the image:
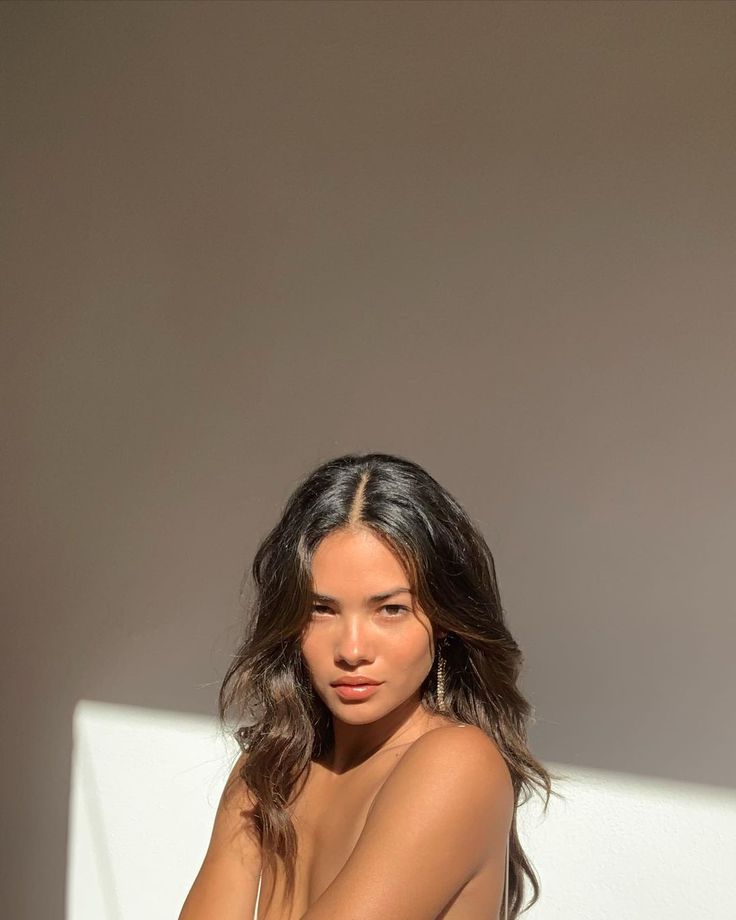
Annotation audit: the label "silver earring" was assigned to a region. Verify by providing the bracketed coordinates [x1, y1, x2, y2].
[436, 640, 447, 712]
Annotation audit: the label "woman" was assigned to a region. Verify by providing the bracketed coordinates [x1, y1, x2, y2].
[179, 452, 557, 920]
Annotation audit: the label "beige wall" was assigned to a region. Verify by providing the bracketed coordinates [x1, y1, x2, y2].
[2, 2, 735, 916]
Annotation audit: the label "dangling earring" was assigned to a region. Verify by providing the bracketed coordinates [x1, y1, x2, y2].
[435, 638, 447, 712]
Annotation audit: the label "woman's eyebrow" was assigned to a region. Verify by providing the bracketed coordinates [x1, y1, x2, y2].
[310, 587, 414, 604]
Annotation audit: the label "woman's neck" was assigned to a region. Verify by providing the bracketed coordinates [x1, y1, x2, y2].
[322, 696, 435, 774]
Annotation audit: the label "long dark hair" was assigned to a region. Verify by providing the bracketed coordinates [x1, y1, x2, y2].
[219, 452, 561, 917]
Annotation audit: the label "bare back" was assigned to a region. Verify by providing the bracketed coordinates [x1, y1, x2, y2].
[255, 716, 509, 920]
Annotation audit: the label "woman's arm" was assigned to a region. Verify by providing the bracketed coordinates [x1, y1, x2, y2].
[300, 725, 513, 920]
[178, 752, 263, 920]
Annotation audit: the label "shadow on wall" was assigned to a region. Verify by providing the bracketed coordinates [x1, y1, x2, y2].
[67, 700, 736, 920]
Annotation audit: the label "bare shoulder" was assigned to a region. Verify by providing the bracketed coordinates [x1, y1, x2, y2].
[221, 750, 258, 813]
[177, 751, 262, 920]
[378, 722, 514, 819]
[194, 750, 259, 860]
[300, 723, 513, 920]
[212, 750, 261, 858]
[410, 722, 512, 775]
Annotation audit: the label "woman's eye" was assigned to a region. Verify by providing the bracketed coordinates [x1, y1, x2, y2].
[381, 605, 409, 616]
[311, 605, 333, 615]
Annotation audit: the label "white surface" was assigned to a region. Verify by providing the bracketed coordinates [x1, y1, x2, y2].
[66, 700, 736, 919]
[518, 761, 736, 919]
[66, 699, 239, 920]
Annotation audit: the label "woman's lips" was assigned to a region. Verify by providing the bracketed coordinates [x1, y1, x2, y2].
[332, 683, 382, 700]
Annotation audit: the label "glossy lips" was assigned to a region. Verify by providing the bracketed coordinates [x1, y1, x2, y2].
[332, 683, 382, 700]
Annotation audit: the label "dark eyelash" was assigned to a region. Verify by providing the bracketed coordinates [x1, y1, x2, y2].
[310, 604, 409, 615]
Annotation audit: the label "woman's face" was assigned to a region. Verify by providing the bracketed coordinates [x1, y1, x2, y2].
[301, 526, 442, 725]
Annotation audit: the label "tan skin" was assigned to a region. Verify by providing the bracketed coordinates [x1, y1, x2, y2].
[179, 526, 513, 920]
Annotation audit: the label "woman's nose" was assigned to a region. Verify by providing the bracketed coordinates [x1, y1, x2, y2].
[335, 615, 375, 665]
